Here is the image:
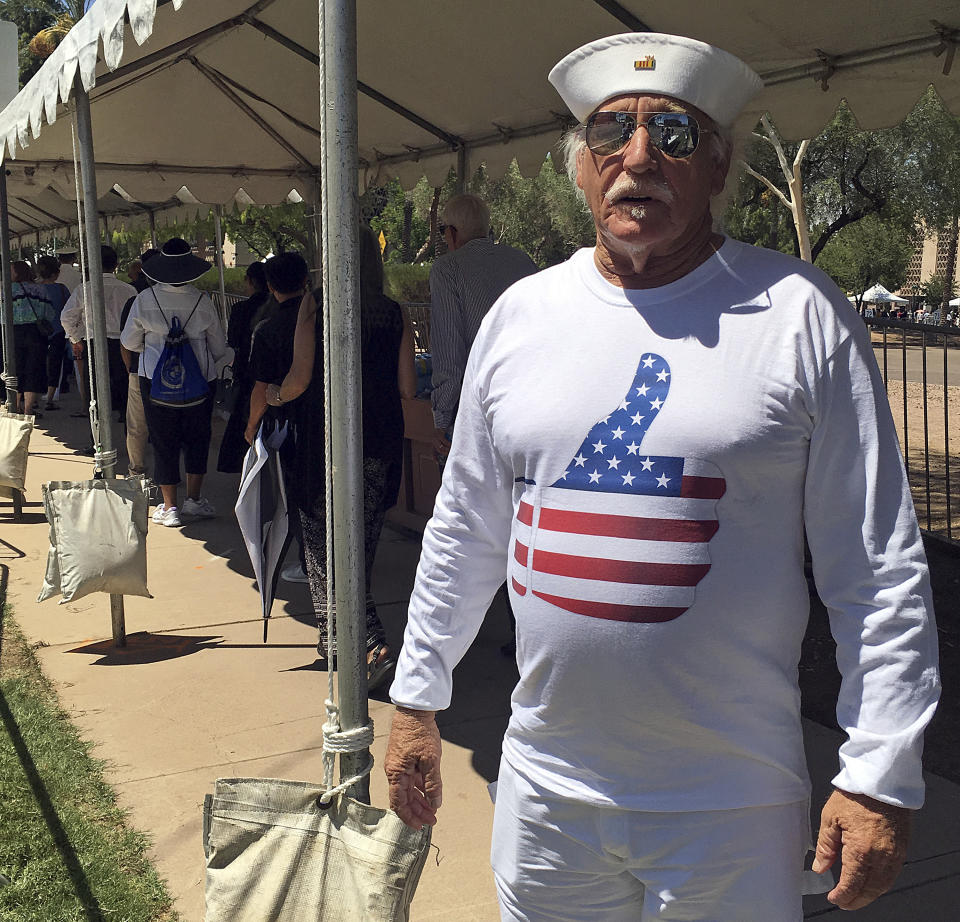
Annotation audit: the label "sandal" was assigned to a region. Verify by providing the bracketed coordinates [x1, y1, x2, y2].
[45, 402, 60, 411]
[366, 642, 397, 692]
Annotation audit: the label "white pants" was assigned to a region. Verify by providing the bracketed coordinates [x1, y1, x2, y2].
[491, 758, 810, 922]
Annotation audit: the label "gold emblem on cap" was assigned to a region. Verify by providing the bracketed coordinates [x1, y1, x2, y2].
[634, 55, 656, 71]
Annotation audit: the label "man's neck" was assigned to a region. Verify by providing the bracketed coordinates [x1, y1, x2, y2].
[275, 291, 302, 304]
[593, 216, 722, 290]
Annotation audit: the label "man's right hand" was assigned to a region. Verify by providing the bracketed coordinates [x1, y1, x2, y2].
[432, 427, 452, 457]
[72, 341, 85, 360]
[385, 707, 442, 830]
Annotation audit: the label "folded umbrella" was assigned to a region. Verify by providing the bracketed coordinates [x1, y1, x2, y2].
[235, 421, 290, 642]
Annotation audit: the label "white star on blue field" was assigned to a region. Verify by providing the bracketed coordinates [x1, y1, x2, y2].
[551, 354, 684, 496]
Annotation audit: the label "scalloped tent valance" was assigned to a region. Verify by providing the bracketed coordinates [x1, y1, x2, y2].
[0, 0, 957, 205]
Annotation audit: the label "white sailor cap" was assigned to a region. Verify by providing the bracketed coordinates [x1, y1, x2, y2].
[549, 33, 763, 127]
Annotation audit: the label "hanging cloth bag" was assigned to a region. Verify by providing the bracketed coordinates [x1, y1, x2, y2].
[0, 411, 34, 498]
[149, 289, 209, 408]
[37, 478, 152, 603]
[203, 779, 432, 921]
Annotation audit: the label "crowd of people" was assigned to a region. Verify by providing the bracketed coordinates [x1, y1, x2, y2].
[2, 229, 423, 691]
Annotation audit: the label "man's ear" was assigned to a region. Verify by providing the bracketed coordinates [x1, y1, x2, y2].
[576, 145, 585, 191]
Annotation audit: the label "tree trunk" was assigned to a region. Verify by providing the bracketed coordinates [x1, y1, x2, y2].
[943, 211, 959, 312]
[428, 186, 442, 258]
[401, 199, 413, 262]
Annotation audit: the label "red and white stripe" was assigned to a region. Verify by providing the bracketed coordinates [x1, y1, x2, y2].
[511, 461, 725, 623]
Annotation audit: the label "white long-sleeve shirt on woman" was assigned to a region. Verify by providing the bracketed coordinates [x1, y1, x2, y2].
[120, 282, 233, 381]
[390, 239, 940, 813]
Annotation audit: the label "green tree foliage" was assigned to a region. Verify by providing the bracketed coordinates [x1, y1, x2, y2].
[731, 104, 918, 265]
[471, 158, 595, 267]
[221, 202, 312, 260]
[902, 90, 960, 308]
[0, 1, 77, 85]
[814, 214, 914, 303]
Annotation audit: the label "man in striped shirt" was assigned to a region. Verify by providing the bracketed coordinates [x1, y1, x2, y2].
[428, 193, 537, 461]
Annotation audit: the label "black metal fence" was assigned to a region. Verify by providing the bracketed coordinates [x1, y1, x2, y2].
[866, 317, 960, 545]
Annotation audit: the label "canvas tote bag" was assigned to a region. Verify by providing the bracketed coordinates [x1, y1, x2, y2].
[0, 411, 33, 498]
[203, 777, 431, 921]
[38, 478, 152, 603]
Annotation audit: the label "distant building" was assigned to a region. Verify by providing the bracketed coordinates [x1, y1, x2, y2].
[899, 228, 960, 299]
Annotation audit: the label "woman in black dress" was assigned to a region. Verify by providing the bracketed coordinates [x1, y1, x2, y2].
[267, 227, 416, 689]
[217, 262, 270, 473]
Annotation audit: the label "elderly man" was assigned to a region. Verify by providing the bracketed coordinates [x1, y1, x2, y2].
[385, 33, 940, 921]
[428, 193, 538, 463]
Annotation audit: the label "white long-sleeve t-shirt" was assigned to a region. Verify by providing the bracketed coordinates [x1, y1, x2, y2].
[120, 282, 233, 381]
[61, 273, 137, 342]
[390, 240, 940, 812]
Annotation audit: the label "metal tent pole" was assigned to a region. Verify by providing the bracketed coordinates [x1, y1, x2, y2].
[0, 167, 18, 413]
[74, 76, 126, 648]
[213, 205, 228, 325]
[321, 0, 369, 801]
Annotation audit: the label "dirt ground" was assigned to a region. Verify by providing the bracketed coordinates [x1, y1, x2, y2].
[884, 379, 960, 540]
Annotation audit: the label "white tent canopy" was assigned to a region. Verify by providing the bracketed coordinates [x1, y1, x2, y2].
[0, 0, 958, 205]
[861, 283, 910, 303]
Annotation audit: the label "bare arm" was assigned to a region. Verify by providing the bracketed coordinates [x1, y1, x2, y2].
[245, 381, 269, 445]
[397, 310, 417, 400]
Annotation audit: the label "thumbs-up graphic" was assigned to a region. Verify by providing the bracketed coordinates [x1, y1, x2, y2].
[511, 353, 725, 623]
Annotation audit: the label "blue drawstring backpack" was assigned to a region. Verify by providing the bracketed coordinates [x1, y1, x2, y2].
[150, 290, 210, 408]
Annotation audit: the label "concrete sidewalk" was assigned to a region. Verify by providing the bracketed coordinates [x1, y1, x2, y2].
[1, 395, 958, 921]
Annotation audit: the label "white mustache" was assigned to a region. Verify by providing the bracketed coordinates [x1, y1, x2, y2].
[604, 177, 674, 206]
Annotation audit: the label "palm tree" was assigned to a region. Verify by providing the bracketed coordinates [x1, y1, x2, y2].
[27, 12, 76, 58]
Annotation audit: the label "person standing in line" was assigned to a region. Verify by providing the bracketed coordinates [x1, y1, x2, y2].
[61, 244, 137, 423]
[121, 238, 233, 526]
[54, 246, 82, 293]
[268, 225, 417, 688]
[119, 249, 159, 478]
[34, 255, 72, 411]
[428, 193, 539, 464]
[429, 194, 540, 653]
[217, 261, 270, 474]
[6, 260, 56, 417]
[385, 33, 940, 920]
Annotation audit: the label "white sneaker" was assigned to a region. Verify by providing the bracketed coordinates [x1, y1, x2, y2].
[154, 505, 181, 527]
[182, 496, 216, 518]
[281, 562, 309, 583]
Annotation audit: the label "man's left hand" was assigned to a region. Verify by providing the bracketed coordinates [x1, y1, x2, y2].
[812, 788, 911, 910]
[244, 425, 257, 446]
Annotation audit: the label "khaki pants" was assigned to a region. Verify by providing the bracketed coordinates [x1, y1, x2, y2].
[126, 373, 149, 476]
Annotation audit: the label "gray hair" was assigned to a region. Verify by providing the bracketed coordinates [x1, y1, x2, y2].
[440, 193, 490, 243]
[559, 117, 741, 227]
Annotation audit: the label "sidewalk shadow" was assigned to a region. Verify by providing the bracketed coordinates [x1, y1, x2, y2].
[66, 631, 223, 665]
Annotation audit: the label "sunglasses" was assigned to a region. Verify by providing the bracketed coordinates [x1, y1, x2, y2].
[584, 111, 708, 159]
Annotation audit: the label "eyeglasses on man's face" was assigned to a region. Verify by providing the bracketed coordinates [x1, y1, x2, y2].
[584, 111, 709, 159]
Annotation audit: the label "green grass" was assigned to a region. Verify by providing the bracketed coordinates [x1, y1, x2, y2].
[0, 607, 178, 922]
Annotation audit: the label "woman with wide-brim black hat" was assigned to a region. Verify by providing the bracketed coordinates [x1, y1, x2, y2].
[121, 238, 234, 528]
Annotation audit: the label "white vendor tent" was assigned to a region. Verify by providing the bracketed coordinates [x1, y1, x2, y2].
[862, 283, 910, 304]
[0, 1, 958, 204]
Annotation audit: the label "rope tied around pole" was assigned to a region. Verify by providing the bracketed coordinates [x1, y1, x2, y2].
[319, 698, 375, 805]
